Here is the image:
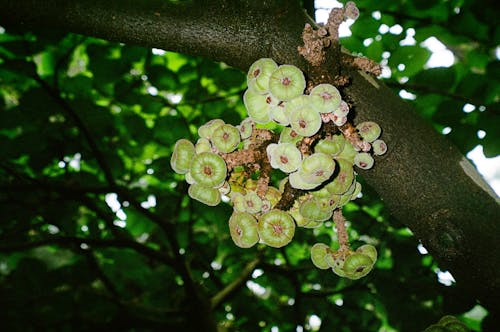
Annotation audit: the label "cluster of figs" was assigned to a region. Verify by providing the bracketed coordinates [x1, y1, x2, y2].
[170, 58, 387, 279]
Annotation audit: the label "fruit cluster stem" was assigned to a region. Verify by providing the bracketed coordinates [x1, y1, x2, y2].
[333, 208, 350, 251]
[339, 122, 371, 152]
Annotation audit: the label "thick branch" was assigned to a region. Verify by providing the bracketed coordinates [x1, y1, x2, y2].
[1, 0, 499, 311]
[0, 0, 308, 71]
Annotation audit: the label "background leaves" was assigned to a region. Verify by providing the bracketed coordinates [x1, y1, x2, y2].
[0, 0, 497, 331]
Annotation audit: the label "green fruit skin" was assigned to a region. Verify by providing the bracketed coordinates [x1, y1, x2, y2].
[258, 210, 295, 248]
[332, 264, 348, 277]
[243, 191, 262, 214]
[437, 315, 460, 326]
[238, 118, 254, 139]
[342, 253, 374, 279]
[356, 244, 377, 262]
[279, 127, 303, 144]
[268, 64, 306, 101]
[243, 89, 272, 124]
[229, 212, 260, 248]
[268, 142, 301, 173]
[298, 153, 335, 184]
[354, 152, 374, 170]
[325, 159, 355, 195]
[212, 124, 241, 153]
[310, 243, 331, 269]
[299, 198, 333, 222]
[314, 135, 345, 156]
[247, 58, 278, 93]
[188, 183, 221, 206]
[190, 152, 227, 188]
[198, 119, 225, 140]
[356, 121, 381, 143]
[309, 83, 341, 113]
[170, 139, 195, 174]
[289, 105, 322, 137]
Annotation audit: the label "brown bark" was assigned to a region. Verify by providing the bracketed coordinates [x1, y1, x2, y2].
[1, 0, 499, 313]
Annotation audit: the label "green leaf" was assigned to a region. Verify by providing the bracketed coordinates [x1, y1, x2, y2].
[389, 46, 431, 78]
[412, 67, 457, 91]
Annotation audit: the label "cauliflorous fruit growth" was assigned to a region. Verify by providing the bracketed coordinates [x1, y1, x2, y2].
[170, 139, 195, 174]
[267, 142, 302, 173]
[268, 64, 306, 101]
[258, 210, 295, 248]
[190, 152, 227, 188]
[342, 252, 374, 279]
[198, 119, 224, 140]
[372, 139, 388, 156]
[299, 197, 334, 222]
[310, 243, 331, 269]
[314, 135, 345, 156]
[310, 83, 342, 113]
[170, 53, 387, 281]
[289, 105, 322, 137]
[243, 89, 273, 124]
[242, 191, 263, 214]
[354, 152, 375, 170]
[188, 183, 222, 206]
[356, 121, 381, 142]
[238, 117, 254, 140]
[212, 124, 241, 153]
[229, 212, 260, 248]
[298, 153, 335, 185]
[247, 58, 278, 94]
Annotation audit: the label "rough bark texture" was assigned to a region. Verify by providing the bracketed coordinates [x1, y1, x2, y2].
[1, 0, 499, 314]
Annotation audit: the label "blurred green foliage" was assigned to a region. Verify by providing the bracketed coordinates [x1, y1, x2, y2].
[0, 0, 497, 331]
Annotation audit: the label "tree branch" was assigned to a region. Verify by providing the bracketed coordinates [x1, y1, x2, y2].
[210, 258, 260, 309]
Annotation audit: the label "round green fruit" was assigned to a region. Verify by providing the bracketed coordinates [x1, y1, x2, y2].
[258, 210, 295, 248]
[198, 119, 225, 140]
[170, 139, 196, 174]
[247, 58, 278, 93]
[309, 83, 341, 113]
[188, 183, 221, 206]
[243, 89, 274, 124]
[310, 243, 331, 270]
[299, 153, 336, 185]
[190, 152, 227, 188]
[267, 142, 302, 173]
[343, 252, 374, 280]
[356, 121, 381, 143]
[289, 105, 322, 137]
[354, 152, 374, 170]
[229, 212, 260, 248]
[268, 64, 306, 101]
[212, 124, 241, 153]
[356, 244, 377, 262]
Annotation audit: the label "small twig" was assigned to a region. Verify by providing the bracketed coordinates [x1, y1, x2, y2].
[83, 249, 121, 298]
[210, 258, 260, 309]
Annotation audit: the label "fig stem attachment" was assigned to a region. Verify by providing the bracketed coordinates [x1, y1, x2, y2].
[333, 208, 350, 251]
